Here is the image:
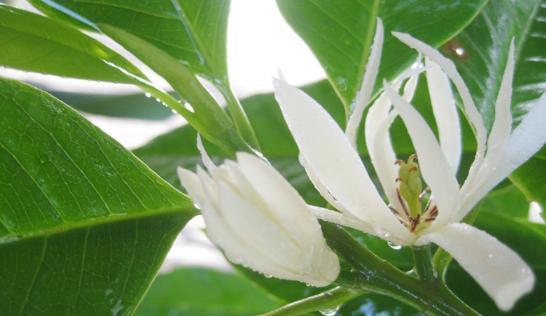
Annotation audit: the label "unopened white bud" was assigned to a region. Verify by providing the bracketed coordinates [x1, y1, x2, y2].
[178, 152, 339, 286]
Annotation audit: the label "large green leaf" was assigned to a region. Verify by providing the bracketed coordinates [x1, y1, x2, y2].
[98, 24, 247, 154]
[52, 91, 173, 120]
[29, 0, 231, 82]
[135, 267, 281, 316]
[448, 0, 545, 126]
[276, 0, 487, 109]
[510, 156, 546, 210]
[0, 78, 196, 315]
[0, 5, 144, 83]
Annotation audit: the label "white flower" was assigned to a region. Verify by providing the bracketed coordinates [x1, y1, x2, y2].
[177, 138, 340, 287]
[273, 20, 545, 311]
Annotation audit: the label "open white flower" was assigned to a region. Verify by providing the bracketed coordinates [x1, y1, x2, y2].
[273, 22, 544, 310]
[177, 138, 339, 286]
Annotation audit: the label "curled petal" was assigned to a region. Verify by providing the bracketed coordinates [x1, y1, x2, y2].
[274, 78, 411, 241]
[384, 82, 460, 227]
[456, 95, 546, 220]
[365, 94, 400, 210]
[196, 134, 217, 171]
[417, 223, 534, 311]
[365, 75, 419, 212]
[346, 18, 384, 147]
[487, 39, 515, 159]
[425, 58, 461, 173]
[393, 32, 487, 194]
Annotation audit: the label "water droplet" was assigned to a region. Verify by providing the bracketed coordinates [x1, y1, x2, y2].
[487, 253, 495, 259]
[319, 305, 340, 316]
[184, 102, 195, 113]
[455, 47, 466, 57]
[144, 93, 152, 98]
[388, 241, 402, 250]
[264, 274, 273, 278]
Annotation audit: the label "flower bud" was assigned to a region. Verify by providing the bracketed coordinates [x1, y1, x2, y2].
[177, 152, 339, 286]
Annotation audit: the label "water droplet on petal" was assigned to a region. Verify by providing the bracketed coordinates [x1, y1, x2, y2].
[264, 274, 273, 279]
[144, 93, 152, 98]
[487, 253, 495, 259]
[320, 306, 340, 316]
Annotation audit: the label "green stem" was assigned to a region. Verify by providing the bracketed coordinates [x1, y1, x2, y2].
[219, 83, 260, 150]
[412, 245, 436, 282]
[322, 223, 480, 316]
[258, 287, 360, 316]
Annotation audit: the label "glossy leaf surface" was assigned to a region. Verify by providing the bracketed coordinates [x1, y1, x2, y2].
[52, 91, 173, 120]
[136, 267, 281, 316]
[29, 0, 231, 82]
[448, 0, 545, 126]
[0, 78, 195, 315]
[0, 5, 144, 83]
[276, 0, 487, 108]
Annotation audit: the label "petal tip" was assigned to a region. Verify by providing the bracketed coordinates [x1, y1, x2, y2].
[495, 271, 535, 311]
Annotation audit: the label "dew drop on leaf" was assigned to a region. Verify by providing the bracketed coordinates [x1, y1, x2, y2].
[319, 305, 340, 316]
[387, 241, 402, 250]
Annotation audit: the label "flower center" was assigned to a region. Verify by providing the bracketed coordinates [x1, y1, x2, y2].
[390, 154, 437, 233]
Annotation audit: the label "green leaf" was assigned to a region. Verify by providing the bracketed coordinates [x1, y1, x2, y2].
[135, 267, 282, 316]
[0, 5, 144, 83]
[28, 0, 259, 149]
[448, 0, 545, 126]
[0, 78, 196, 315]
[98, 24, 248, 154]
[510, 156, 546, 210]
[28, 0, 231, 82]
[52, 91, 173, 120]
[276, 0, 487, 109]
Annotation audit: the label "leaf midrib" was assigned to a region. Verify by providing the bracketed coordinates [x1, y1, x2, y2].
[0, 204, 196, 246]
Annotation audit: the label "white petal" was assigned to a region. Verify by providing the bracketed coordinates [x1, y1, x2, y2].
[346, 18, 384, 147]
[310, 206, 412, 245]
[455, 41, 516, 219]
[217, 180, 304, 264]
[417, 223, 534, 311]
[393, 32, 487, 190]
[274, 78, 411, 241]
[177, 167, 206, 205]
[236, 152, 322, 239]
[499, 95, 546, 176]
[299, 155, 348, 214]
[196, 135, 216, 171]
[487, 39, 515, 159]
[365, 94, 400, 209]
[425, 58, 461, 173]
[456, 95, 546, 220]
[384, 82, 460, 227]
